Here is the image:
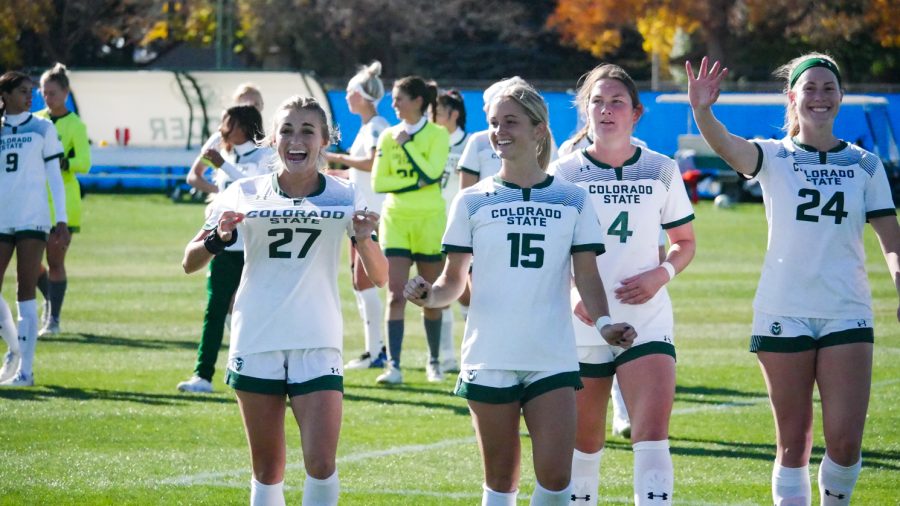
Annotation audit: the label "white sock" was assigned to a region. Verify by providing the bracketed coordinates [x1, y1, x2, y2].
[772, 463, 811, 506]
[818, 454, 860, 505]
[250, 478, 285, 506]
[482, 484, 518, 506]
[303, 471, 339, 506]
[530, 480, 572, 506]
[459, 303, 469, 321]
[571, 448, 602, 505]
[439, 307, 456, 362]
[357, 288, 384, 356]
[611, 376, 629, 424]
[0, 298, 18, 353]
[16, 300, 38, 376]
[633, 440, 673, 504]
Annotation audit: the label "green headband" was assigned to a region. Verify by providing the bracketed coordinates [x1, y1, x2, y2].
[789, 57, 842, 89]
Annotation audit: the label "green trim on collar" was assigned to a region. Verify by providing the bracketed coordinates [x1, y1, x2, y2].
[271, 172, 327, 199]
[791, 138, 847, 153]
[491, 174, 553, 189]
[581, 146, 642, 170]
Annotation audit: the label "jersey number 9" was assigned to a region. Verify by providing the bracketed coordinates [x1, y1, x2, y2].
[5, 153, 17, 172]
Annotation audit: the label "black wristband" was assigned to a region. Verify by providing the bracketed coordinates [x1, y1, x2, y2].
[204, 227, 238, 255]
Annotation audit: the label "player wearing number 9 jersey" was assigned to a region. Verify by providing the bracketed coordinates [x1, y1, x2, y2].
[182, 95, 387, 506]
[0, 71, 68, 388]
[687, 53, 900, 505]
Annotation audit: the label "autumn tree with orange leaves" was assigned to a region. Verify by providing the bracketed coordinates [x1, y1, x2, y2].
[548, 0, 900, 83]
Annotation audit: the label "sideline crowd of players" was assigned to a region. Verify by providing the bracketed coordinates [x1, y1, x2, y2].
[1, 52, 898, 506]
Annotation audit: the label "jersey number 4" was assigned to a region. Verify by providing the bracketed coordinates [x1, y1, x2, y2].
[268, 227, 321, 258]
[796, 189, 848, 224]
[4, 153, 18, 172]
[607, 211, 633, 243]
[507, 233, 544, 268]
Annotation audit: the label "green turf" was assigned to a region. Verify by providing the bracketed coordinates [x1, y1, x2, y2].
[0, 195, 898, 504]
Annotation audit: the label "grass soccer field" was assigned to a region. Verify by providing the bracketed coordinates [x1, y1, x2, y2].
[0, 194, 898, 505]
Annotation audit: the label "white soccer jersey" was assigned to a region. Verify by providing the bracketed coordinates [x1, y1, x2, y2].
[204, 173, 367, 357]
[0, 113, 64, 230]
[443, 175, 605, 371]
[347, 115, 389, 213]
[210, 141, 276, 251]
[551, 147, 694, 345]
[458, 130, 501, 182]
[749, 137, 895, 319]
[557, 135, 648, 158]
[441, 128, 470, 205]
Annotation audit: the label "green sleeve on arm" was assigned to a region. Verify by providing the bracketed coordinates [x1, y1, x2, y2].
[67, 118, 92, 174]
[372, 132, 412, 193]
[402, 127, 449, 185]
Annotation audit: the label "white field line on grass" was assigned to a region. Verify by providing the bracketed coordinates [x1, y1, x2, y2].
[159, 378, 897, 501]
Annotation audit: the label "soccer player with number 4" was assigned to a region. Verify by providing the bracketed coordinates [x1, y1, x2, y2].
[406, 81, 635, 506]
[551, 64, 696, 505]
[687, 53, 900, 505]
[182, 96, 387, 506]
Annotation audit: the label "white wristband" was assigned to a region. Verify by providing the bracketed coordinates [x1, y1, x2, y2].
[660, 261, 676, 281]
[594, 316, 612, 333]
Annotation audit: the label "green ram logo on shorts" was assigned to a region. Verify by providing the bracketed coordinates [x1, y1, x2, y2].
[770, 322, 782, 336]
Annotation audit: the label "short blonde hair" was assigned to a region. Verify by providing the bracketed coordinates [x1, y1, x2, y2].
[232, 83, 263, 111]
[270, 96, 338, 171]
[490, 81, 552, 170]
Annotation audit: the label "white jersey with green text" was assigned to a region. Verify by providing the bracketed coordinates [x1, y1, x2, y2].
[0, 113, 64, 230]
[441, 128, 470, 205]
[551, 147, 694, 345]
[457, 130, 501, 182]
[443, 175, 605, 371]
[210, 141, 276, 252]
[750, 137, 895, 319]
[348, 115, 389, 213]
[204, 173, 366, 357]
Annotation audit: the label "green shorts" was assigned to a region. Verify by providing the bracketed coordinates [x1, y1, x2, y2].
[749, 311, 874, 352]
[454, 369, 582, 405]
[380, 208, 446, 261]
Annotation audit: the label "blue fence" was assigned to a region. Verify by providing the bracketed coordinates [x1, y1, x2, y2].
[329, 89, 900, 157]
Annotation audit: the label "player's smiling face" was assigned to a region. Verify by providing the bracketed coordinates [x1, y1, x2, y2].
[275, 108, 328, 174]
[391, 88, 422, 123]
[2, 79, 33, 115]
[40, 79, 67, 112]
[487, 97, 542, 160]
[588, 79, 640, 140]
[790, 67, 842, 129]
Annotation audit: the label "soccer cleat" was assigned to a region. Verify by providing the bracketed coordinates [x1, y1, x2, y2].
[39, 317, 60, 337]
[177, 375, 214, 393]
[440, 358, 459, 374]
[345, 352, 376, 369]
[612, 417, 631, 439]
[0, 351, 20, 383]
[375, 364, 403, 385]
[0, 370, 34, 387]
[40, 300, 50, 328]
[426, 360, 444, 382]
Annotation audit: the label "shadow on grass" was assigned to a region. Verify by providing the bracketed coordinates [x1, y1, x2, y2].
[589, 436, 900, 471]
[675, 384, 765, 399]
[344, 381, 469, 416]
[41, 333, 198, 350]
[0, 385, 233, 405]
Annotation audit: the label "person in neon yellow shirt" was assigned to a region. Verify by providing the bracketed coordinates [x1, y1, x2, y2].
[35, 63, 90, 337]
[371, 76, 449, 384]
